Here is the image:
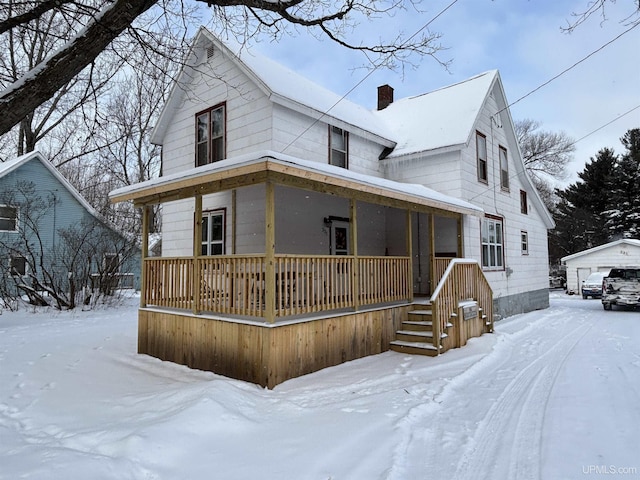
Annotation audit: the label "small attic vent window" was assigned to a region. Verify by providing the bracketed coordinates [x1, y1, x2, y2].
[206, 44, 215, 58]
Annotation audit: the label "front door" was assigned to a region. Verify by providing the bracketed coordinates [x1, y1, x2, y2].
[330, 220, 350, 255]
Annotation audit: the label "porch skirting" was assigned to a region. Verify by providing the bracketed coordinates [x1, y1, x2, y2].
[138, 305, 410, 388]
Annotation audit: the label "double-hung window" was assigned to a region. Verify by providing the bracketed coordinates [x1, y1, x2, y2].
[520, 190, 528, 214]
[521, 231, 529, 255]
[499, 146, 509, 190]
[329, 126, 348, 168]
[201, 210, 225, 255]
[0, 205, 18, 232]
[104, 253, 120, 274]
[9, 256, 26, 276]
[481, 216, 504, 270]
[196, 104, 226, 167]
[476, 132, 488, 183]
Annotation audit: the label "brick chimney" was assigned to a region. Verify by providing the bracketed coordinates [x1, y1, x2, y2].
[377, 84, 394, 110]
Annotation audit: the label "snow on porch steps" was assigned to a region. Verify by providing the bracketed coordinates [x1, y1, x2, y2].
[389, 340, 441, 357]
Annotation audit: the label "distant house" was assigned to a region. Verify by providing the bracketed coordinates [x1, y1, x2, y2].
[562, 239, 640, 293]
[0, 151, 140, 306]
[110, 28, 554, 387]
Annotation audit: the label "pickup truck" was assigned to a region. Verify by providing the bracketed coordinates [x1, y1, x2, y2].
[602, 267, 640, 310]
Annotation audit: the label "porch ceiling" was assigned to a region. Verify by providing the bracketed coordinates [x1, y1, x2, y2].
[109, 151, 483, 217]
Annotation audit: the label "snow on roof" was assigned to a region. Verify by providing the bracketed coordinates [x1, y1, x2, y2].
[374, 71, 497, 157]
[153, 29, 500, 158]
[561, 238, 640, 262]
[110, 150, 484, 216]
[226, 40, 393, 142]
[0, 151, 98, 217]
[152, 28, 394, 145]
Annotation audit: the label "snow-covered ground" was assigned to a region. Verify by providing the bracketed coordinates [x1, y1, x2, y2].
[1, 293, 639, 479]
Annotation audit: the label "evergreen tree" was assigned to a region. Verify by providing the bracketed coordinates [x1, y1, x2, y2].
[552, 148, 617, 258]
[603, 129, 640, 239]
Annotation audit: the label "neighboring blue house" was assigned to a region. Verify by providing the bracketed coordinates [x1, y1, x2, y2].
[0, 151, 140, 308]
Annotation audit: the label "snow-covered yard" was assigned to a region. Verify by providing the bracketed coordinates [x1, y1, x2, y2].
[1, 293, 639, 479]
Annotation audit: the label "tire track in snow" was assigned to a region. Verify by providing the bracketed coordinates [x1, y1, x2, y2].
[452, 320, 593, 480]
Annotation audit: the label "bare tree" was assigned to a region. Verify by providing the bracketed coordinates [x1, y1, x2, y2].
[515, 119, 575, 185]
[0, 0, 124, 156]
[562, 0, 640, 32]
[0, 0, 445, 137]
[0, 0, 130, 167]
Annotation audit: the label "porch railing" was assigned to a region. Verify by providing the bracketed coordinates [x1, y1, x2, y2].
[429, 259, 494, 351]
[433, 257, 452, 287]
[142, 254, 411, 319]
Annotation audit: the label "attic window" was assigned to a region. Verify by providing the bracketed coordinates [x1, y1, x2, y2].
[329, 126, 348, 169]
[476, 131, 488, 184]
[206, 44, 215, 59]
[196, 103, 226, 166]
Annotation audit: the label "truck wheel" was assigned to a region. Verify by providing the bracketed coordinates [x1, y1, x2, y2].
[603, 303, 612, 311]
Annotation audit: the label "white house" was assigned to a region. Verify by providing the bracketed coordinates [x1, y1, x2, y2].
[562, 239, 640, 293]
[110, 28, 554, 387]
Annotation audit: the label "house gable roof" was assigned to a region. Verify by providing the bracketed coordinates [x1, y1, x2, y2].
[561, 239, 640, 262]
[375, 70, 555, 230]
[0, 151, 98, 217]
[151, 28, 395, 147]
[149, 30, 553, 229]
[374, 70, 497, 156]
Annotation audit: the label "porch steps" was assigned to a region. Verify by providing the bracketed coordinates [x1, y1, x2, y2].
[389, 340, 440, 356]
[390, 303, 448, 357]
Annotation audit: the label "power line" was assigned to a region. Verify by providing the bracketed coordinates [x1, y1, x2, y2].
[571, 104, 640, 146]
[496, 21, 640, 116]
[280, 0, 460, 154]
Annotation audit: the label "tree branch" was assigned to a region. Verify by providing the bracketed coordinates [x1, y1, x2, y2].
[0, 0, 158, 136]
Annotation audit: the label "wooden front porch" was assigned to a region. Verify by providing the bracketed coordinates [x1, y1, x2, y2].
[137, 254, 493, 387]
[111, 154, 492, 388]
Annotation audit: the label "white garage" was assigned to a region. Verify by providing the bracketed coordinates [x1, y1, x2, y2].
[562, 239, 640, 294]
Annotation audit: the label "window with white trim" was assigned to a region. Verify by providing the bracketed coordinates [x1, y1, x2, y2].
[201, 210, 225, 255]
[329, 126, 348, 168]
[521, 231, 529, 255]
[476, 132, 488, 183]
[196, 104, 226, 167]
[481, 216, 504, 270]
[499, 146, 509, 191]
[0, 205, 18, 232]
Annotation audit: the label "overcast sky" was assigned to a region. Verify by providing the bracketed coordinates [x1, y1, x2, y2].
[225, 0, 639, 188]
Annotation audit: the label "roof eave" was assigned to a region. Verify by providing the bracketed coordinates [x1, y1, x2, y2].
[110, 151, 483, 218]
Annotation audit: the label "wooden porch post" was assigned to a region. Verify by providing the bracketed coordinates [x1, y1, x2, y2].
[350, 198, 359, 311]
[406, 209, 413, 302]
[457, 215, 464, 257]
[429, 213, 435, 294]
[140, 205, 149, 308]
[193, 195, 202, 314]
[265, 182, 276, 323]
[231, 189, 237, 254]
